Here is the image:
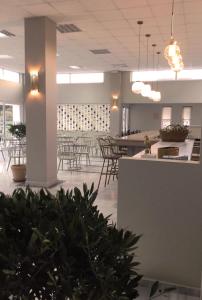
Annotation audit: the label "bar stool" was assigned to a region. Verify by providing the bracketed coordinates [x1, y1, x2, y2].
[97, 138, 120, 190]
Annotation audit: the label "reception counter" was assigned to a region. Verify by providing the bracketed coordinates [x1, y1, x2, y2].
[134, 139, 195, 161]
[118, 139, 202, 288]
[116, 130, 159, 155]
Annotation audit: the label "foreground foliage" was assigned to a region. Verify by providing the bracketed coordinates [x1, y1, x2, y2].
[0, 184, 142, 300]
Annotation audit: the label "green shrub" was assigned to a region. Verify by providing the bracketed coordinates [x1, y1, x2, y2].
[0, 184, 142, 300]
[8, 123, 26, 140]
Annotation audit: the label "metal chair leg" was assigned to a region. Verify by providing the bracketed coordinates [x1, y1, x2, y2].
[57, 159, 61, 172]
[1, 150, 5, 161]
[7, 157, 11, 171]
[105, 159, 110, 187]
[97, 158, 105, 190]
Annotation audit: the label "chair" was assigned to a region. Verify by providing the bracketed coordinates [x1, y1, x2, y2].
[107, 136, 128, 157]
[0, 140, 5, 161]
[74, 143, 91, 165]
[97, 138, 120, 190]
[57, 144, 80, 172]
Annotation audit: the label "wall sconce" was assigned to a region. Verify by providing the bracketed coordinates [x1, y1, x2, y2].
[111, 95, 119, 111]
[30, 71, 39, 96]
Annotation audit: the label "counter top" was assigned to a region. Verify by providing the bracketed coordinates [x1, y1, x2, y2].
[116, 130, 159, 142]
[133, 139, 195, 162]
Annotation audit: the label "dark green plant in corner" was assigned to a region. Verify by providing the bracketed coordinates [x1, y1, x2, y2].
[0, 183, 142, 300]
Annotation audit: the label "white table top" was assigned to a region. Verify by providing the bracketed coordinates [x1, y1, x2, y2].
[133, 139, 195, 161]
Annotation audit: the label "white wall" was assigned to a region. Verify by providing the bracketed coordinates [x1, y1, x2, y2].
[118, 157, 202, 288]
[129, 103, 202, 131]
[57, 71, 122, 135]
[57, 72, 112, 104]
[122, 72, 202, 104]
[0, 79, 23, 105]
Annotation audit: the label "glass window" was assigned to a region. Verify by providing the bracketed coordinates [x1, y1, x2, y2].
[182, 106, 191, 126]
[3, 70, 20, 83]
[5, 105, 13, 136]
[131, 69, 202, 82]
[161, 107, 172, 128]
[70, 73, 104, 84]
[57, 73, 70, 84]
[13, 105, 21, 124]
[56, 72, 104, 84]
[122, 106, 129, 135]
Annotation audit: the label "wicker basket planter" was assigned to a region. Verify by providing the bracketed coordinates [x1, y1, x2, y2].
[159, 125, 189, 142]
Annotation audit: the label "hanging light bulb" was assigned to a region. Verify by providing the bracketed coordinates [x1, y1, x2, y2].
[141, 84, 151, 97]
[153, 91, 161, 102]
[132, 21, 144, 94]
[149, 50, 162, 102]
[164, 0, 184, 73]
[132, 81, 145, 94]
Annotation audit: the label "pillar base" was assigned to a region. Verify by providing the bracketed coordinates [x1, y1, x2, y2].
[26, 178, 59, 188]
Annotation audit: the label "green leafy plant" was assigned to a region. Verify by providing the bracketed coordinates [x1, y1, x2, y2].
[160, 124, 189, 134]
[8, 123, 26, 140]
[159, 124, 189, 142]
[0, 183, 142, 300]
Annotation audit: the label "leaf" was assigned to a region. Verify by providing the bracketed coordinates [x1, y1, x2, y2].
[3, 269, 16, 275]
[150, 281, 159, 298]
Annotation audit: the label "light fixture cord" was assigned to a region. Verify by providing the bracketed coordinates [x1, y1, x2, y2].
[138, 24, 141, 71]
[152, 46, 155, 71]
[156, 52, 160, 89]
[171, 0, 175, 38]
[146, 37, 149, 69]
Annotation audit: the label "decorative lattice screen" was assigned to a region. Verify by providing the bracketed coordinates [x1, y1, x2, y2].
[57, 104, 110, 131]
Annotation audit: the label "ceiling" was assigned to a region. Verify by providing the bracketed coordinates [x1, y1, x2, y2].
[0, 0, 201, 73]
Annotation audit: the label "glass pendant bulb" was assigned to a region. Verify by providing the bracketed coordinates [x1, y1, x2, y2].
[151, 91, 161, 102]
[141, 84, 151, 97]
[132, 81, 144, 94]
[164, 0, 184, 72]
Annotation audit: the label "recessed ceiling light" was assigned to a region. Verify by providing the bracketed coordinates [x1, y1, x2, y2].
[69, 65, 81, 69]
[0, 32, 8, 38]
[0, 55, 13, 59]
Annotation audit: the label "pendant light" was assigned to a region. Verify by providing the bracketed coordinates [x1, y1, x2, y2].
[164, 0, 184, 73]
[132, 21, 144, 94]
[141, 34, 152, 97]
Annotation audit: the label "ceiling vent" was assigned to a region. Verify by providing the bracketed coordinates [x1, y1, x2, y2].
[90, 49, 111, 54]
[56, 24, 81, 33]
[0, 30, 15, 37]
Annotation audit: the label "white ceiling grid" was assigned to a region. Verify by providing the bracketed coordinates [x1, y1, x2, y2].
[0, 0, 200, 72]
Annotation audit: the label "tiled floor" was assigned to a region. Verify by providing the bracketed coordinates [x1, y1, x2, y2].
[0, 157, 118, 222]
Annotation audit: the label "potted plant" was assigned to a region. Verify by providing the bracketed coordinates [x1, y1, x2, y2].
[159, 124, 189, 142]
[8, 123, 26, 182]
[0, 183, 142, 299]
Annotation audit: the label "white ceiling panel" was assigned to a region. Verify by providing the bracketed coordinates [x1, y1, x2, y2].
[0, 0, 200, 72]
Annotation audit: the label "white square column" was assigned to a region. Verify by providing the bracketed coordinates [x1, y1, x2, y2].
[25, 17, 57, 187]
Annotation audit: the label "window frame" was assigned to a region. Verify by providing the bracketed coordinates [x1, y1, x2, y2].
[161, 106, 172, 129]
[182, 106, 192, 126]
[56, 72, 104, 84]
